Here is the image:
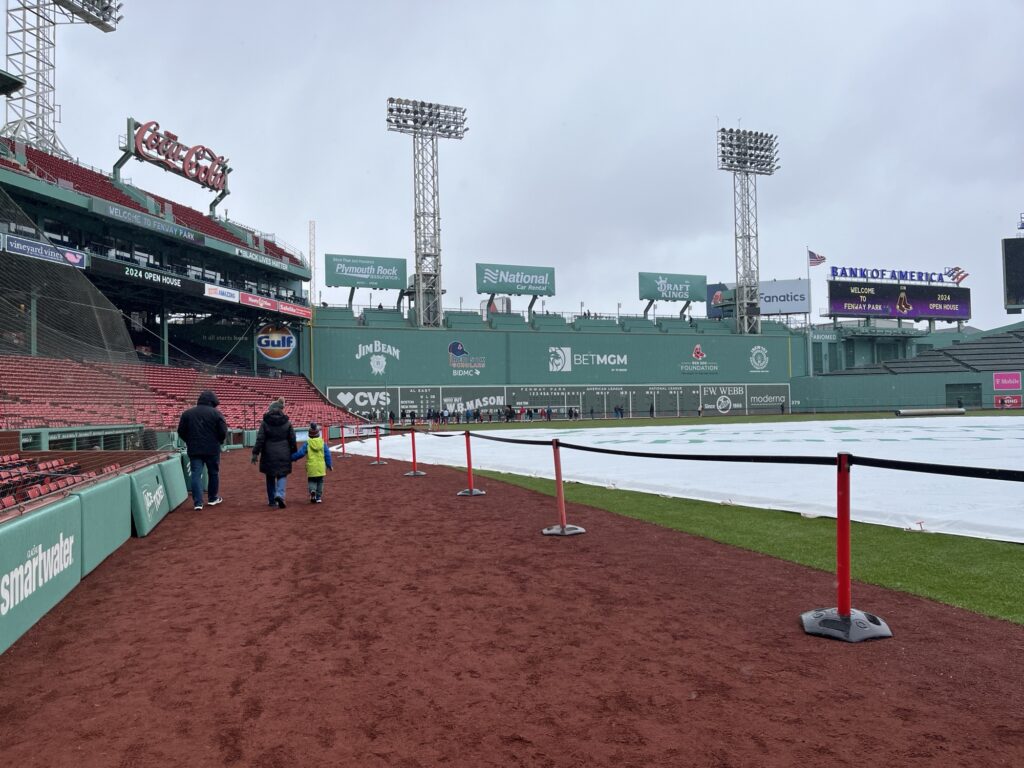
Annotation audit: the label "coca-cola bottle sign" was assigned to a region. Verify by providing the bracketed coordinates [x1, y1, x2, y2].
[133, 120, 229, 192]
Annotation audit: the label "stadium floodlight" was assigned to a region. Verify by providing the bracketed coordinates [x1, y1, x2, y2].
[717, 126, 780, 334]
[2, 1, 124, 157]
[386, 97, 468, 328]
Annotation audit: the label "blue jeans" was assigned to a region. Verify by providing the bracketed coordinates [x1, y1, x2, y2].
[189, 454, 219, 505]
[265, 474, 287, 504]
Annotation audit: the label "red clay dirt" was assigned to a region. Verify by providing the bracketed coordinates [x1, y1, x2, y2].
[0, 448, 1022, 767]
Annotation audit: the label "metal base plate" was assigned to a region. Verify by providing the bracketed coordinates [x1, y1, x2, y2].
[370, 460, 388, 465]
[404, 470, 427, 477]
[801, 607, 893, 643]
[457, 488, 486, 496]
[542, 523, 586, 536]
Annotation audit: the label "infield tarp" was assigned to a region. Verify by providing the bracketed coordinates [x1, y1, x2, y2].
[0, 496, 82, 654]
[73, 475, 131, 576]
[340, 417, 1024, 543]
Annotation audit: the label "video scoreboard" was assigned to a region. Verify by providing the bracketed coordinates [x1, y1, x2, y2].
[827, 281, 971, 320]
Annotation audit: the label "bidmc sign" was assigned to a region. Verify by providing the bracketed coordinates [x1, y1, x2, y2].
[256, 324, 296, 361]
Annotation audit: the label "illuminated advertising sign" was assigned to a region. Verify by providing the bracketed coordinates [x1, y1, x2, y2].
[130, 118, 230, 192]
[476, 263, 556, 296]
[325, 254, 407, 290]
[827, 281, 971, 320]
[256, 324, 296, 361]
[638, 272, 707, 302]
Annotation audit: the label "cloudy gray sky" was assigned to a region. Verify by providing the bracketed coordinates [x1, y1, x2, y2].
[51, 1, 1024, 329]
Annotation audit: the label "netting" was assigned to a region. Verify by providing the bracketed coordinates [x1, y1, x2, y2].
[0, 184, 143, 435]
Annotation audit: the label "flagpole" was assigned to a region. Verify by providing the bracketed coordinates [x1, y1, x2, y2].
[806, 247, 814, 378]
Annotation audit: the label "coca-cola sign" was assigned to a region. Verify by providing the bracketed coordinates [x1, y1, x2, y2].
[132, 119, 230, 192]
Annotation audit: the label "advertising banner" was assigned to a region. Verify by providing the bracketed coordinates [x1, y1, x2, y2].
[706, 279, 810, 317]
[240, 292, 279, 311]
[204, 283, 240, 302]
[827, 281, 971, 320]
[4, 234, 87, 269]
[0, 496, 82, 654]
[476, 263, 556, 296]
[277, 300, 312, 319]
[89, 256, 205, 294]
[325, 254, 407, 289]
[993, 372, 1021, 391]
[638, 272, 707, 302]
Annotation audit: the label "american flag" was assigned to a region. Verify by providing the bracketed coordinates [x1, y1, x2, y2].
[944, 266, 969, 285]
[808, 250, 826, 267]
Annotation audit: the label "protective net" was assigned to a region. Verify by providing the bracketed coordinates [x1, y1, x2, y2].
[0, 183, 143, 438]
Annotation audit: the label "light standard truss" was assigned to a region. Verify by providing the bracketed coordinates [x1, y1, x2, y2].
[717, 128, 780, 335]
[2, 1, 123, 158]
[386, 97, 467, 328]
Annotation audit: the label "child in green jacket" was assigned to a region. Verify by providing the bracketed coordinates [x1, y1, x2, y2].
[291, 422, 333, 503]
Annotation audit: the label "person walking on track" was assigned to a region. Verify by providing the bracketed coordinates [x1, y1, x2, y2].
[252, 397, 297, 508]
[176, 389, 227, 511]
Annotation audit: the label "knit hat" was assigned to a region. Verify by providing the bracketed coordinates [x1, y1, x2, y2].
[269, 397, 285, 412]
[308, 422, 320, 436]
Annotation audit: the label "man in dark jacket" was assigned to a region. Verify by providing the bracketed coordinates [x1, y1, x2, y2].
[252, 398, 297, 508]
[177, 389, 228, 510]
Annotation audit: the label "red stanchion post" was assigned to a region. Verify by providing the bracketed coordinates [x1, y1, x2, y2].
[337, 425, 350, 458]
[542, 439, 585, 536]
[457, 430, 485, 496]
[837, 452, 852, 618]
[370, 425, 387, 465]
[405, 427, 426, 477]
[800, 452, 891, 642]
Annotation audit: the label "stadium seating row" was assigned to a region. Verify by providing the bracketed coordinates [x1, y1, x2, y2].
[0, 355, 359, 431]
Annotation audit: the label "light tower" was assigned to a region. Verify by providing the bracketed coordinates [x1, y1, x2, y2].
[717, 127, 780, 334]
[386, 97, 467, 327]
[1, 1, 123, 158]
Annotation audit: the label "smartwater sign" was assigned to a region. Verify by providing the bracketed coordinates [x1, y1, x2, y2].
[476, 263, 556, 296]
[638, 272, 707, 302]
[325, 254, 407, 290]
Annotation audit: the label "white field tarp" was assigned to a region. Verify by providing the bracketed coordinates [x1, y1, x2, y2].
[336, 418, 1024, 543]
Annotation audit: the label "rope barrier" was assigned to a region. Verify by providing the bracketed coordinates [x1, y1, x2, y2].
[849, 454, 1024, 483]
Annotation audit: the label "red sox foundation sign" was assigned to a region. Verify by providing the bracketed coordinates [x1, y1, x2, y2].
[132, 119, 230, 192]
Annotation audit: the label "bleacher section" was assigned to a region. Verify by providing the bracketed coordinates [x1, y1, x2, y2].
[0, 139, 304, 268]
[618, 318, 662, 333]
[0, 454, 118, 509]
[362, 308, 411, 328]
[445, 311, 487, 330]
[0, 355, 359, 430]
[826, 329, 1024, 376]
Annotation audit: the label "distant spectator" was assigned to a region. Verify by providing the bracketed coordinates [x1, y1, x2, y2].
[252, 398, 297, 509]
[176, 389, 227, 510]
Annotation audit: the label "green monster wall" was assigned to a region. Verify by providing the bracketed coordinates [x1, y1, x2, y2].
[305, 312, 803, 417]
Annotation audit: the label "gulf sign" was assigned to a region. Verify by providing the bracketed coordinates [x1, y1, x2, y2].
[256, 324, 296, 361]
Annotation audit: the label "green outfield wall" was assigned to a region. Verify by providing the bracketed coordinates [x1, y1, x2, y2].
[306, 316, 805, 416]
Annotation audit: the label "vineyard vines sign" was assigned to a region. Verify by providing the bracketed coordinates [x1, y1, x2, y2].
[130, 118, 230, 192]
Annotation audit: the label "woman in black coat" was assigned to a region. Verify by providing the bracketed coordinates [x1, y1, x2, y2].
[252, 398, 297, 508]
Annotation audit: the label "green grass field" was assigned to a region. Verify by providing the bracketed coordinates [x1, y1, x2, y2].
[469, 413, 1024, 626]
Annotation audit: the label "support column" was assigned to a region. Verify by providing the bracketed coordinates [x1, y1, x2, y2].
[161, 298, 169, 366]
[29, 290, 38, 356]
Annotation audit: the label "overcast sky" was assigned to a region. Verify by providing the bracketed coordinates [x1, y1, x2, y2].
[51, 1, 1024, 330]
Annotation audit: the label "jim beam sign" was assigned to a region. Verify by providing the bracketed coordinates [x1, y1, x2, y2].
[128, 117, 230, 193]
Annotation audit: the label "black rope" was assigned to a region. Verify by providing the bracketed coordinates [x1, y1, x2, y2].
[850, 454, 1024, 483]
[556, 440, 836, 466]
